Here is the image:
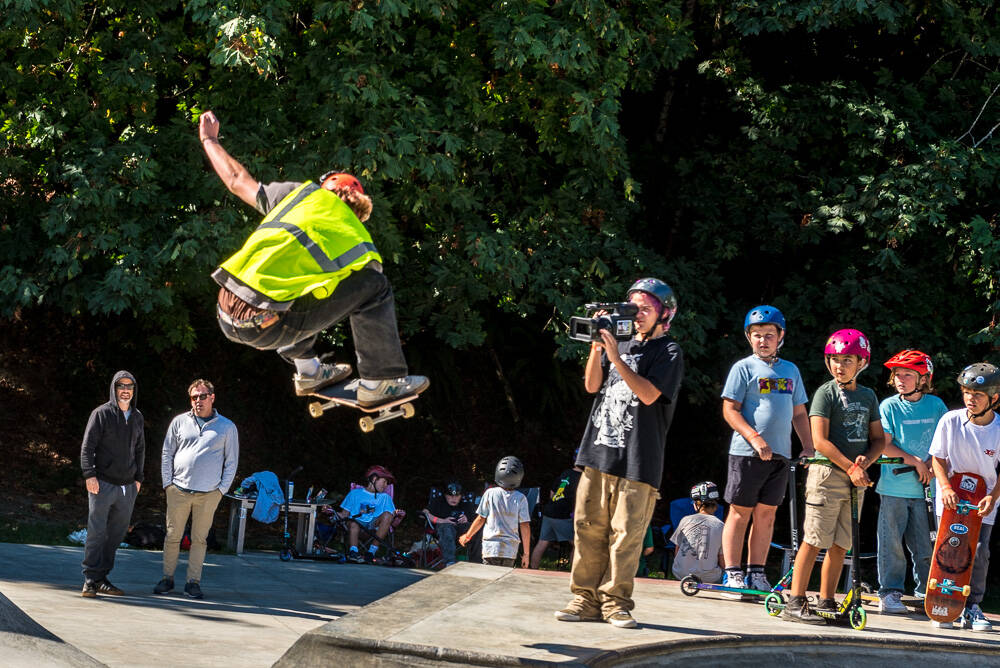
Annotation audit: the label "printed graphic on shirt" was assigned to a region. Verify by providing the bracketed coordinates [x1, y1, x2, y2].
[758, 378, 795, 394]
[591, 352, 641, 449]
[677, 519, 713, 560]
[552, 477, 571, 502]
[841, 400, 870, 442]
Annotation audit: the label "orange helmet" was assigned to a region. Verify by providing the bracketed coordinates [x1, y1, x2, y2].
[884, 350, 933, 379]
[320, 171, 365, 194]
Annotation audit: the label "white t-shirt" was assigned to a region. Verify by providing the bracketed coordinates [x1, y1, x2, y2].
[928, 408, 1000, 525]
[670, 513, 724, 579]
[476, 487, 529, 559]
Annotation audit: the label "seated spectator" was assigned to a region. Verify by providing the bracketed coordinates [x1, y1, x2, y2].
[338, 464, 400, 564]
[670, 481, 725, 583]
[529, 465, 582, 569]
[422, 481, 477, 565]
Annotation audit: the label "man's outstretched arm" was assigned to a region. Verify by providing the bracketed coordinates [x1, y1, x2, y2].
[199, 110, 259, 208]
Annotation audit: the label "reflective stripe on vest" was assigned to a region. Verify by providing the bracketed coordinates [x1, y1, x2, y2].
[216, 181, 381, 306]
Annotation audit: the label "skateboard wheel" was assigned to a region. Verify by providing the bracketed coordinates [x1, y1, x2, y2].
[764, 593, 784, 617]
[928, 578, 937, 591]
[308, 402, 323, 418]
[962, 585, 971, 596]
[359, 416, 375, 433]
[401, 402, 415, 418]
[680, 575, 700, 597]
[849, 606, 867, 630]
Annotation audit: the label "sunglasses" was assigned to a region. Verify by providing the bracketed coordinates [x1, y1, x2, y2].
[115, 383, 135, 390]
[190, 393, 212, 402]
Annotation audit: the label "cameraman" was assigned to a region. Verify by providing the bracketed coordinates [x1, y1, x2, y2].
[555, 278, 684, 629]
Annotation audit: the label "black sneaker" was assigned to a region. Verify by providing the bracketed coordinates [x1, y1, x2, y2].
[346, 550, 365, 564]
[364, 550, 376, 564]
[81, 580, 97, 598]
[815, 597, 837, 612]
[184, 581, 203, 599]
[96, 578, 124, 596]
[782, 595, 825, 625]
[153, 577, 174, 595]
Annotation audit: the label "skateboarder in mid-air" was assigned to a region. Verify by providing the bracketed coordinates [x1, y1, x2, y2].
[198, 110, 428, 405]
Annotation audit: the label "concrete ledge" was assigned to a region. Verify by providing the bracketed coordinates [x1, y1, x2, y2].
[277, 563, 1000, 667]
[0, 592, 105, 667]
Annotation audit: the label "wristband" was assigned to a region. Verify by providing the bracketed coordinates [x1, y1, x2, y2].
[747, 431, 761, 442]
[847, 464, 858, 476]
[201, 137, 219, 144]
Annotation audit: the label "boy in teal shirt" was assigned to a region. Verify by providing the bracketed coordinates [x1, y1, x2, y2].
[876, 350, 947, 613]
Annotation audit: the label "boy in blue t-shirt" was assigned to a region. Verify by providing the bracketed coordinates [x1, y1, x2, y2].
[338, 465, 398, 563]
[875, 350, 947, 613]
[720, 306, 814, 595]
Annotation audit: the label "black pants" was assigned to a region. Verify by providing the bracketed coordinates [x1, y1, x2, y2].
[82, 480, 137, 581]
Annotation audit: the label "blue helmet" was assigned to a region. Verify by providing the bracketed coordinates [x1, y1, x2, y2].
[744, 305, 786, 333]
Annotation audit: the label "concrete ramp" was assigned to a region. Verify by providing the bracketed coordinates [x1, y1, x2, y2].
[0, 591, 104, 667]
[277, 563, 1000, 667]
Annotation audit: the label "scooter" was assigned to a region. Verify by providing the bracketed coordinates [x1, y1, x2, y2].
[277, 466, 345, 562]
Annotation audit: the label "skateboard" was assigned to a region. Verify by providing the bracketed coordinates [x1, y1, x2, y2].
[306, 379, 419, 432]
[925, 471, 987, 625]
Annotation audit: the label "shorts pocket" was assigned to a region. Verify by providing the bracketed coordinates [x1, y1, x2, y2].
[805, 492, 826, 508]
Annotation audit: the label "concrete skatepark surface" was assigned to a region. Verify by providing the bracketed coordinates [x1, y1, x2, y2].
[2, 543, 999, 667]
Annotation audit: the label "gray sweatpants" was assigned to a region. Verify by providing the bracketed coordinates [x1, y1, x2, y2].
[82, 480, 137, 582]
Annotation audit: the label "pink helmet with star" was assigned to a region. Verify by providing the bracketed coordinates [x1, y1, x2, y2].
[824, 329, 871, 361]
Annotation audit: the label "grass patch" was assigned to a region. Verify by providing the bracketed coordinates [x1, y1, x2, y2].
[0, 519, 78, 546]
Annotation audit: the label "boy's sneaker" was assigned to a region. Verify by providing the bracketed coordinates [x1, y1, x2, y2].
[782, 595, 825, 625]
[554, 598, 601, 622]
[152, 577, 174, 595]
[81, 580, 97, 598]
[96, 578, 124, 596]
[879, 591, 907, 614]
[293, 362, 352, 396]
[184, 581, 203, 599]
[913, 589, 926, 600]
[356, 376, 430, 406]
[722, 570, 749, 599]
[364, 550, 376, 565]
[605, 610, 638, 629]
[963, 604, 992, 631]
[931, 620, 954, 629]
[815, 597, 837, 612]
[346, 550, 365, 564]
[748, 571, 772, 592]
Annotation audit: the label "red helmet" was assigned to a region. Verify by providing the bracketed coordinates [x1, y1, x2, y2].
[884, 350, 933, 379]
[320, 171, 365, 194]
[365, 464, 394, 484]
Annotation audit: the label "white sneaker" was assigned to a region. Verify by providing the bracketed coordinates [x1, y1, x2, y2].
[913, 589, 926, 600]
[293, 362, 351, 395]
[931, 620, 954, 629]
[964, 604, 993, 632]
[879, 591, 907, 614]
[356, 375, 429, 406]
[722, 571, 748, 599]
[748, 571, 772, 592]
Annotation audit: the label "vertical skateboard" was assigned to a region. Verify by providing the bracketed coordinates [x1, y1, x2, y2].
[925, 472, 987, 625]
[306, 379, 420, 432]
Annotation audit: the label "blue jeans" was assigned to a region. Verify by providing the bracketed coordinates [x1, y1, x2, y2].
[218, 267, 408, 380]
[877, 494, 932, 596]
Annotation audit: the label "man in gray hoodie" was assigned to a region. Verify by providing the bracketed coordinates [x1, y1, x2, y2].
[154, 379, 239, 599]
[80, 370, 145, 597]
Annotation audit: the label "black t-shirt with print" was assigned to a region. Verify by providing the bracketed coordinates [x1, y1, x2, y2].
[542, 468, 582, 519]
[575, 335, 684, 488]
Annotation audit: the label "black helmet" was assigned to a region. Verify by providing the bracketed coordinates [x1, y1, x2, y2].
[445, 481, 463, 496]
[957, 363, 1000, 397]
[495, 456, 524, 489]
[627, 278, 678, 324]
[690, 481, 719, 504]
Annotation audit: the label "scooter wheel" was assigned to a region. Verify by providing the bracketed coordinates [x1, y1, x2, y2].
[279, 548, 294, 561]
[680, 575, 701, 597]
[764, 593, 784, 617]
[849, 606, 867, 630]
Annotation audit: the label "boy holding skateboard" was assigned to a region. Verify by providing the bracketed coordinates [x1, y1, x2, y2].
[876, 350, 947, 613]
[782, 329, 885, 624]
[720, 305, 813, 596]
[927, 362, 1000, 631]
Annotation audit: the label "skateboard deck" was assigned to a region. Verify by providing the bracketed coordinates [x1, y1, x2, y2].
[306, 379, 419, 432]
[925, 471, 986, 624]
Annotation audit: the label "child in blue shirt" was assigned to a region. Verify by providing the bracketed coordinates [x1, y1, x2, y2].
[720, 306, 813, 596]
[876, 350, 947, 613]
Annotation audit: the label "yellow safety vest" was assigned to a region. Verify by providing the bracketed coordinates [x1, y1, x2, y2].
[212, 182, 382, 311]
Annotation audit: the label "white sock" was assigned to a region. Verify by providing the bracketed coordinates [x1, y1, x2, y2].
[294, 357, 320, 377]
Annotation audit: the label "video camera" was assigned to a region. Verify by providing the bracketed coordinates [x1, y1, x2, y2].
[568, 302, 638, 343]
